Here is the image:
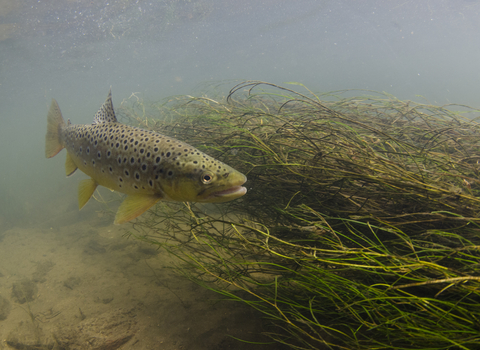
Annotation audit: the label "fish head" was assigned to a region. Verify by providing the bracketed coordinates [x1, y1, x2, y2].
[162, 160, 247, 203]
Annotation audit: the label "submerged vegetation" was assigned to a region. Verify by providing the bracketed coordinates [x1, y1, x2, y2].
[119, 81, 480, 349]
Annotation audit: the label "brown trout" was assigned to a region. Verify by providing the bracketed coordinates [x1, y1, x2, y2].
[45, 90, 247, 224]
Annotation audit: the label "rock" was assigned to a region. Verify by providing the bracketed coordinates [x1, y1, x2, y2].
[11, 279, 37, 304]
[0, 294, 11, 320]
[63, 276, 81, 290]
[32, 260, 55, 283]
[4, 317, 54, 349]
[84, 239, 107, 255]
[55, 308, 137, 350]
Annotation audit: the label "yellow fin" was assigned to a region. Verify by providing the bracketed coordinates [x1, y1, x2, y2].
[114, 194, 162, 225]
[45, 99, 65, 158]
[78, 178, 98, 210]
[65, 152, 78, 176]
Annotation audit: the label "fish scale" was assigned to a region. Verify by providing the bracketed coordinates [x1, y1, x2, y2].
[45, 90, 247, 224]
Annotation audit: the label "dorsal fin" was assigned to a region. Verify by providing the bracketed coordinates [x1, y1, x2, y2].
[93, 89, 118, 124]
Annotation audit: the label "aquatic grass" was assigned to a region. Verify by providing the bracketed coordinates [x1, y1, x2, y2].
[126, 203, 480, 349]
[120, 81, 480, 349]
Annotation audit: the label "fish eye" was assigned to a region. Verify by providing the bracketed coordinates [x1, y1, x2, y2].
[201, 173, 214, 184]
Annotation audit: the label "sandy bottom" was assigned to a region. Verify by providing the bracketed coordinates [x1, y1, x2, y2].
[0, 198, 285, 350]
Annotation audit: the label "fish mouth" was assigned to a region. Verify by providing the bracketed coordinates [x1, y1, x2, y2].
[202, 175, 247, 202]
[210, 185, 247, 198]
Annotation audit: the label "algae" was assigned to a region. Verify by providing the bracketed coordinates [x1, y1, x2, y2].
[118, 81, 480, 350]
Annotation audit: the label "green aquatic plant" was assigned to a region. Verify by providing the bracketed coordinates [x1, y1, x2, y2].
[120, 81, 480, 349]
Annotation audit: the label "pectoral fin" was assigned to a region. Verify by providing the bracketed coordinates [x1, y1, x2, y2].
[114, 194, 162, 224]
[45, 99, 65, 158]
[65, 152, 78, 176]
[78, 178, 98, 210]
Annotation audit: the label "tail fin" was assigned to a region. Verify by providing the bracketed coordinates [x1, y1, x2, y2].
[45, 99, 65, 158]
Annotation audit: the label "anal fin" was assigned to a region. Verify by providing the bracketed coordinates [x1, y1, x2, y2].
[114, 194, 162, 224]
[65, 152, 78, 176]
[78, 178, 98, 210]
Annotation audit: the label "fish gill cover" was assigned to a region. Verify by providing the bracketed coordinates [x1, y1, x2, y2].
[115, 81, 480, 350]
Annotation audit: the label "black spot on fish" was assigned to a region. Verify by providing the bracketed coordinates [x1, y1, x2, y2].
[86, 147, 90, 155]
[97, 151, 101, 159]
[155, 156, 161, 164]
[115, 143, 120, 148]
[107, 150, 111, 158]
[117, 156, 122, 165]
[166, 152, 171, 157]
[149, 179, 153, 187]
[109, 166, 113, 173]
[125, 170, 129, 177]
[167, 170, 173, 177]
[119, 177, 123, 182]
[146, 152, 151, 158]
[141, 164, 147, 172]
[124, 145, 128, 150]
[134, 141, 139, 146]
[140, 149, 144, 154]
[135, 172, 140, 180]
[154, 147, 159, 152]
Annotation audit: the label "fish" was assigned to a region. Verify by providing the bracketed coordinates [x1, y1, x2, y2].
[45, 90, 247, 224]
